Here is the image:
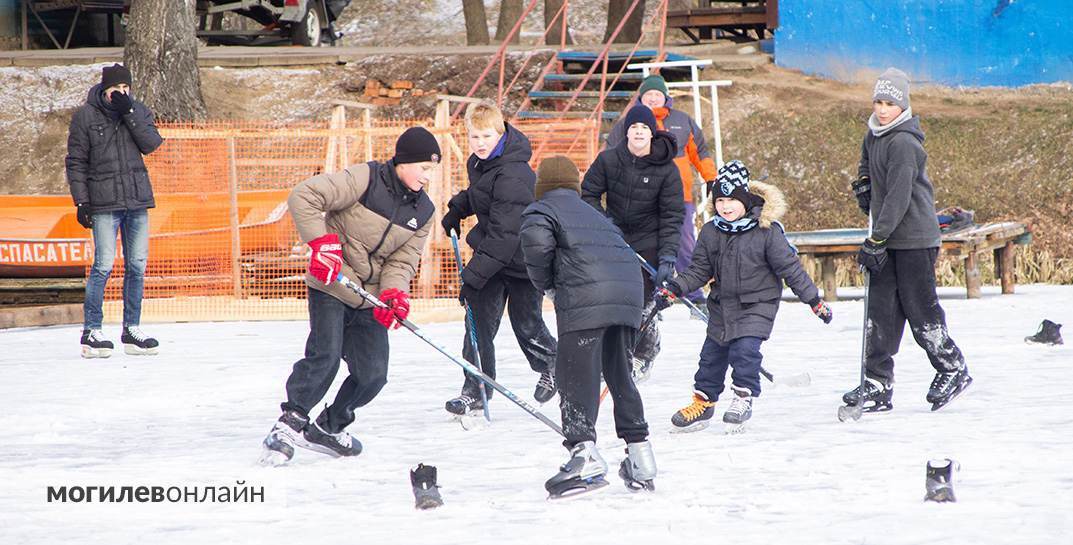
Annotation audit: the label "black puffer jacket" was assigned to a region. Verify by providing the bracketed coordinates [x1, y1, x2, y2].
[448, 123, 536, 289]
[671, 182, 820, 342]
[65, 84, 164, 213]
[580, 132, 684, 260]
[520, 187, 644, 335]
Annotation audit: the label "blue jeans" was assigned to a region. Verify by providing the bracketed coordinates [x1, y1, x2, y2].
[693, 336, 764, 401]
[84, 209, 149, 329]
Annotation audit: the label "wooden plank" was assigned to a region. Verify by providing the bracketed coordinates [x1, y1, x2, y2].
[0, 303, 82, 329]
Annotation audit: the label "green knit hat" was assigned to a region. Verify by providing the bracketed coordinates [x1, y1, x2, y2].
[637, 75, 669, 99]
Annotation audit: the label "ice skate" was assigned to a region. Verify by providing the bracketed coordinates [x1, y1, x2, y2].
[618, 440, 656, 492]
[121, 326, 159, 355]
[80, 329, 113, 359]
[927, 366, 973, 411]
[259, 409, 308, 466]
[670, 392, 715, 433]
[534, 368, 556, 404]
[301, 418, 362, 458]
[545, 441, 609, 500]
[722, 385, 753, 434]
[924, 458, 959, 502]
[411, 463, 444, 510]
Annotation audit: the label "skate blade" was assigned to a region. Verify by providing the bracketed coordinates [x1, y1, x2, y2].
[258, 435, 294, 467]
[415, 497, 444, 510]
[724, 422, 747, 435]
[123, 344, 159, 356]
[623, 479, 655, 492]
[930, 377, 973, 412]
[925, 489, 957, 502]
[80, 346, 112, 359]
[546, 477, 609, 501]
[458, 411, 491, 431]
[669, 420, 711, 434]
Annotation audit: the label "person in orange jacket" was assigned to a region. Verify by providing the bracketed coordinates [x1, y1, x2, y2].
[606, 75, 719, 303]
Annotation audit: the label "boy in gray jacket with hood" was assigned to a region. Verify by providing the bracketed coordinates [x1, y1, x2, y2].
[846, 68, 972, 413]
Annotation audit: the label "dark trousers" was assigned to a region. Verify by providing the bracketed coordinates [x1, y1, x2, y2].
[694, 335, 764, 400]
[634, 246, 662, 364]
[557, 325, 649, 448]
[865, 248, 965, 386]
[282, 288, 390, 433]
[460, 273, 557, 398]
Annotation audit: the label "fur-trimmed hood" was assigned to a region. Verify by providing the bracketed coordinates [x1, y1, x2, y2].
[706, 180, 787, 229]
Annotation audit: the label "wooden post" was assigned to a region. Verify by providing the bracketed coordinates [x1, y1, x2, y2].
[821, 256, 838, 302]
[227, 138, 241, 299]
[363, 108, 373, 161]
[1000, 241, 1016, 294]
[965, 251, 981, 299]
[22, 0, 29, 50]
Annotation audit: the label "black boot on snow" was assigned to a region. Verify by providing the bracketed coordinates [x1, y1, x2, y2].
[927, 366, 973, 411]
[410, 463, 444, 510]
[924, 458, 959, 502]
[301, 414, 363, 457]
[259, 409, 309, 466]
[545, 441, 609, 500]
[445, 393, 484, 416]
[1025, 319, 1064, 346]
[80, 328, 114, 359]
[841, 377, 893, 412]
[121, 325, 159, 355]
[534, 368, 556, 404]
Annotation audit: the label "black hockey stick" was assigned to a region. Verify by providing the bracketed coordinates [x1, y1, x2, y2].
[837, 268, 869, 422]
[449, 230, 491, 423]
[336, 274, 565, 437]
[635, 252, 811, 387]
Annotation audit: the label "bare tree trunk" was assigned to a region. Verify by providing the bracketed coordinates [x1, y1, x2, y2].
[605, 0, 646, 44]
[495, 0, 525, 44]
[462, 0, 491, 45]
[544, 0, 573, 46]
[124, 0, 206, 121]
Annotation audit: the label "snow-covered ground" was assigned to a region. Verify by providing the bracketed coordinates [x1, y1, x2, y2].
[1, 285, 1070, 544]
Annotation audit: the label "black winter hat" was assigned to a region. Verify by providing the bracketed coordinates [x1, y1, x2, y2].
[714, 160, 764, 209]
[623, 105, 658, 136]
[393, 127, 442, 165]
[534, 155, 581, 199]
[101, 64, 132, 90]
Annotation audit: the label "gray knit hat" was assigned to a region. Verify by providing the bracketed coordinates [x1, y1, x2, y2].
[872, 68, 910, 110]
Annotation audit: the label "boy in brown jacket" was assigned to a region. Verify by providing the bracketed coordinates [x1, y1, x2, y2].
[260, 127, 440, 465]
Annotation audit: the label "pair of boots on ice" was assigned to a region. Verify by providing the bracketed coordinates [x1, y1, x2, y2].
[671, 385, 754, 433]
[545, 440, 657, 499]
[261, 408, 362, 465]
[841, 365, 974, 413]
[443, 366, 556, 417]
[80, 326, 159, 358]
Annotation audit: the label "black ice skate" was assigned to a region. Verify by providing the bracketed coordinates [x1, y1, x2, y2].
[534, 368, 556, 404]
[841, 377, 893, 412]
[927, 366, 973, 411]
[618, 440, 656, 492]
[722, 385, 753, 434]
[121, 326, 159, 355]
[259, 409, 309, 466]
[670, 392, 715, 433]
[410, 463, 444, 510]
[924, 458, 959, 502]
[546, 441, 609, 500]
[445, 393, 484, 416]
[80, 328, 114, 359]
[1025, 319, 1063, 346]
[302, 419, 363, 458]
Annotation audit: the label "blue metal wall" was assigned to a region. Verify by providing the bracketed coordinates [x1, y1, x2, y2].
[775, 1, 1073, 87]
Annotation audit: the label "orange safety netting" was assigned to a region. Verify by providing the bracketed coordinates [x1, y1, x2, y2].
[96, 114, 599, 322]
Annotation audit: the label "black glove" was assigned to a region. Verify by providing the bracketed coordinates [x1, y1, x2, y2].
[110, 90, 133, 115]
[808, 297, 833, 324]
[856, 237, 888, 275]
[654, 257, 676, 288]
[76, 203, 93, 229]
[851, 176, 871, 215]
[458, 282, 479, 307]
[441, 208, 463, 237]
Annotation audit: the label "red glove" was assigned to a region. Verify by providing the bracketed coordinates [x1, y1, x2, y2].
[374, 288, 411, 329]
[308, 233, 343, 285]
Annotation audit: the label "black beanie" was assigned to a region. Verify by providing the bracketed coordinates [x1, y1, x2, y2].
[393, 127, 441, 164]
[623, 105, 658, 136]
[101, 64, 132, 90]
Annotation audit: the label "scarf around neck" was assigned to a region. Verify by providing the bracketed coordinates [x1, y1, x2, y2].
[868, 106, 913, 137]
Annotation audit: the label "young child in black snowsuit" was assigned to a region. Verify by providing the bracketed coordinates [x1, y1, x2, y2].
[846, 68, 971, 412]
[520, 155, 656, 498]
[660, 160, 832, 432]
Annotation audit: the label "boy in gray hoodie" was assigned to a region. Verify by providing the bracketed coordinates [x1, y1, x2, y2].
[846, 68, 972, 413]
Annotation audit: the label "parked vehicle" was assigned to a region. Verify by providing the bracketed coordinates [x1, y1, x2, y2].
[195, 0, 350, 46]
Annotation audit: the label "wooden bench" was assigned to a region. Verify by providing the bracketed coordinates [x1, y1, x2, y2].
[667, 0, 778, 43]
[784, 222, 1031, 301]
